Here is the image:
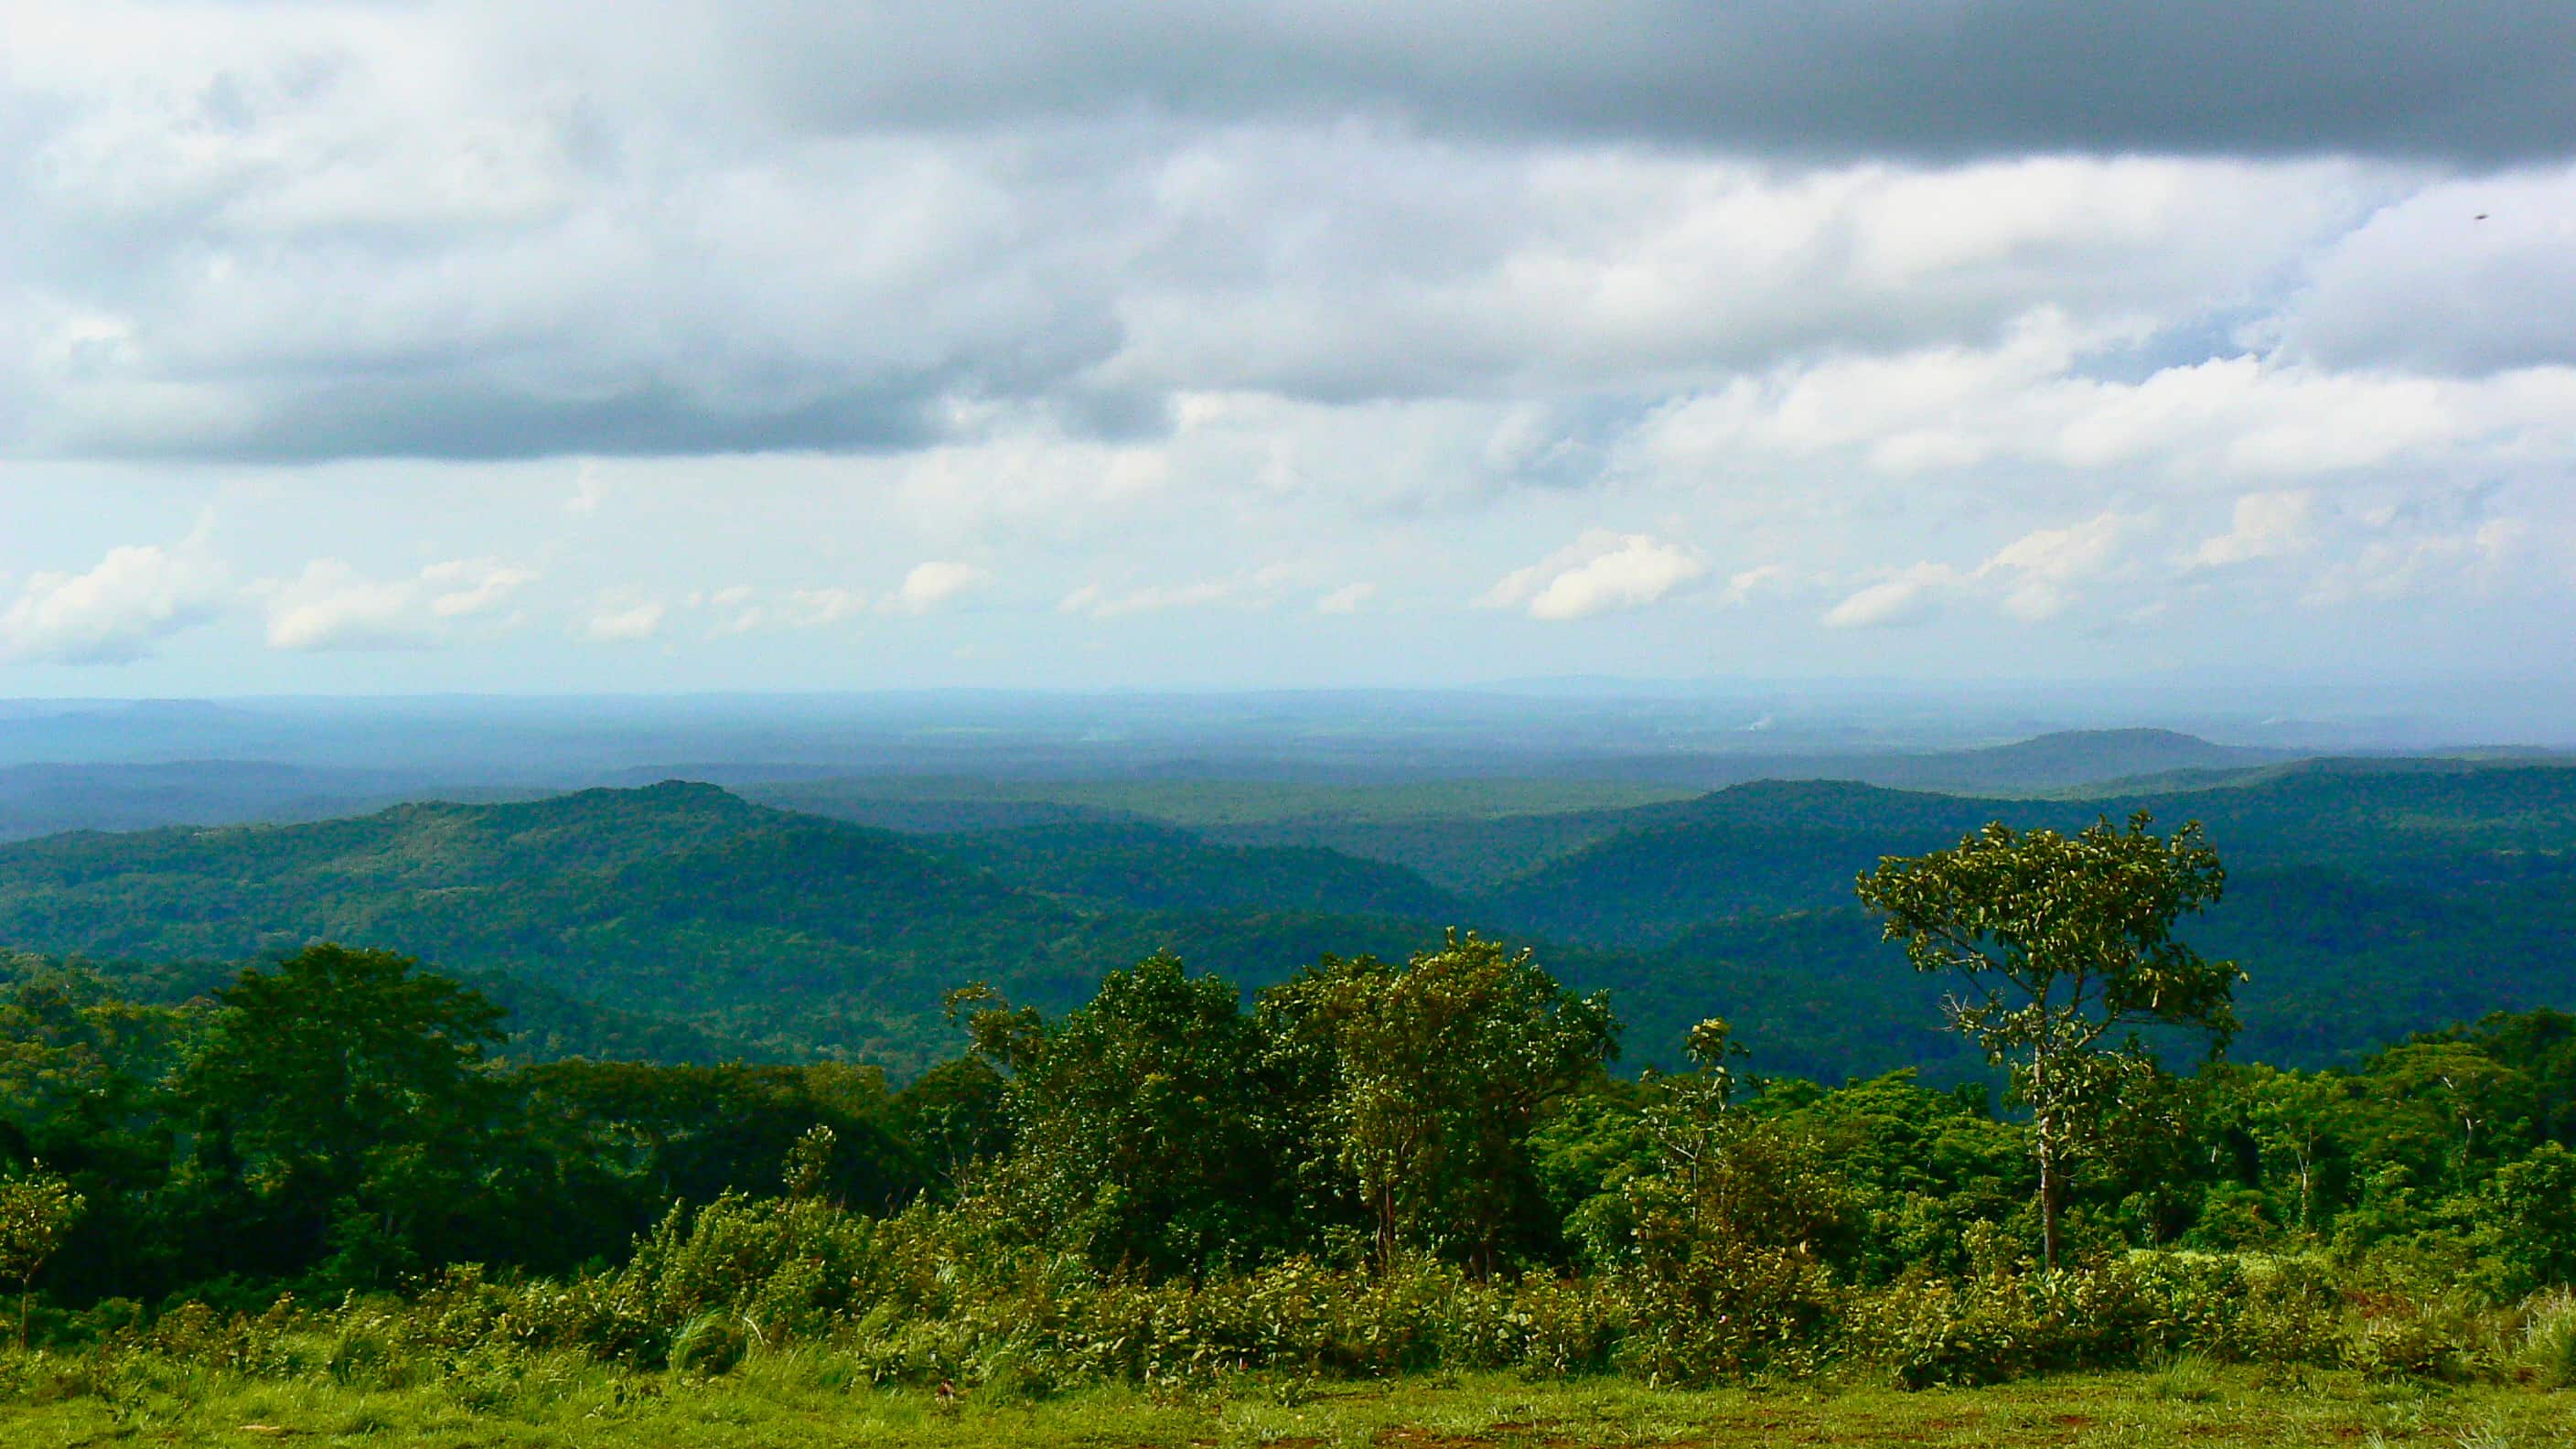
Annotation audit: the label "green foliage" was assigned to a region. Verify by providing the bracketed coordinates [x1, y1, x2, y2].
[169, 946, 505, 1291]
[0, 1166, 83, 1347]
[1858, 812, 2243, 1267]
[958, 954, 1290, 1277]
[1261, 932, 1615, 1272]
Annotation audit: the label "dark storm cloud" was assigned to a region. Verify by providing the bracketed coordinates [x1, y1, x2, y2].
[11, 0, 2573, 470]
[89, 380, 955, 464]
[730, 0, 2576, 164]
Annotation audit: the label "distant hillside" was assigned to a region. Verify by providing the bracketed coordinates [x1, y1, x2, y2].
[934, 821, 1464, 918]
[1470, 763, 2576, 1075]
[3, 766, 2572, 1084]
[743, 733, 2291, 893]
[1485, 781, 2012, 946]
[1597, 862, 2576, 1081]
[0, 782, 1477, 1072]
[1484, 761, 2576, 947]
[1871, 728, 2290, 796]
[0, 760, 467, 843]
[0, 783, 1086, 1066]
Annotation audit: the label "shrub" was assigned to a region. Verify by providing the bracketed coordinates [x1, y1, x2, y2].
[2515, 1290, 2576, 1389]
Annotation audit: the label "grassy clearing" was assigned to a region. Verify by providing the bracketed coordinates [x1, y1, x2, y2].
[2, 1358, 2569, 1449]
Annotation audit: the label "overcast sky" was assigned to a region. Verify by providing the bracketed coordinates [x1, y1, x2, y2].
[3, 0, 2571, 695]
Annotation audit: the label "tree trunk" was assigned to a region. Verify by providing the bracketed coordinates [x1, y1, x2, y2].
[2033, 1048, 2059, 1272]
[2036, 1127, 2060, 1272]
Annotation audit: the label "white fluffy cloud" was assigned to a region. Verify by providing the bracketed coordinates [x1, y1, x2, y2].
[2186, 492, 2316, 570]
[1823, 513, 2141, 628]
[259, 557, 533, 652]
[1058, 578, 1245, 619]
[1480, 531, 1707, 620]
[1315, 583, 1376, 615]
[0, 537, 228, 664]
[581, 593, 666, 643]
[2308, 518, 2529, 605]
[428, 559, 538, 618]
[891, 562, 991, 614]
[784, 588, 869, 627]
[1980, 512, 2140, 622]
[1823, 564, 1964, 631]
[1718, 564, 1796, 607]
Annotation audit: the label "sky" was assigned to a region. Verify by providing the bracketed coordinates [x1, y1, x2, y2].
[2, 1, 2572, 695]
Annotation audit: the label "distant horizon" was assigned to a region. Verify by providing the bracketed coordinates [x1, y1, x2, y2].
[6, 680, 2576, 764]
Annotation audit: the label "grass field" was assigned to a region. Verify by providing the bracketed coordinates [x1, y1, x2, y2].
[4, 1358, 2570, 1448]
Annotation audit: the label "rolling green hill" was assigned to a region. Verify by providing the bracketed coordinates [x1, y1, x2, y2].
[0, 783, 1091, 1067]
[2, 763, 2573, 1084]
[0, 782, 1478, 1073]
[1483, 762, 2576, 946]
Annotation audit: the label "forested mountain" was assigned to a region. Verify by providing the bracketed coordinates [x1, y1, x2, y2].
[0, 783, 1076, 1065]
[0, 783, 1466, 1069]
[1485, 763, 2576, 942]
[0, 761, 2571, 1082]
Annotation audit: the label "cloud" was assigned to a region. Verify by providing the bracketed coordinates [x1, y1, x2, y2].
[9, 0, 2530, 471]
[2185, 492, 2316, 570]
[261, 561, 431, 652]
[784, 587, 868, 627]
[581, 593, 666, 642]
[424, 558, 538, 617]
[2273, 166, 2576, 375]
[653, 2, 2576, 163]
[1823, 564, 1965, 630]
[687, 583, 872, 634]
[1059, 578, 1243, 618]
[7, 3, 2576, 693]
[1823, 512, 2141, 628]
[565, 465, 612, 516]
[1977, 511, 2140, 621]
[257, 557, 535, 651]
[1627, 321, 2576, 490]
[1480, 531, 1706, 620]
[2307, 517, 2529, 604]
[0, 537, 229, 664]
[1718, 564, 1795, 606]
[890, 561, 991, 614]
[1315, 582, 1375, 615]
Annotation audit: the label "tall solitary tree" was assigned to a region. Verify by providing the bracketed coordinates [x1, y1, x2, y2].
[1856, 812, 2243, 1269]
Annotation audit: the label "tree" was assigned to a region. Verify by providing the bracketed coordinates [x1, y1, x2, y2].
[1855, 812, 2243, 1269]
[2231, 1064, 2353, 1232]
[0, 1166, 83, 1348]
[1261, 930, 1616, 1273]
[177, 944, 505, 1283]
[960, 954, 1287, 1278]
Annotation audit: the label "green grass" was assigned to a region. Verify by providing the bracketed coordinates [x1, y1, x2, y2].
[4, 1357, 2570, 1448]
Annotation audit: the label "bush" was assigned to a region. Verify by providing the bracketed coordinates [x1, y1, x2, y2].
[2516, 1290, 2576, 1389]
